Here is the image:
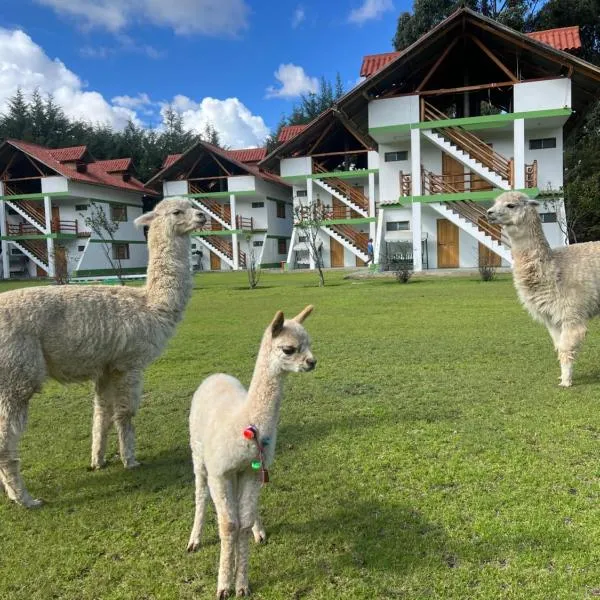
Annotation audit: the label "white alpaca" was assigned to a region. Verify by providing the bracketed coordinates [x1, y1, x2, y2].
[0, 198, 205, 507]
[187, 306, 316, 598]
[488, 191, 600, 387]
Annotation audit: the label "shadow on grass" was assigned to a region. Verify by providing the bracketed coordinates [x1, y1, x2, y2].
[231, 286, 276, 291]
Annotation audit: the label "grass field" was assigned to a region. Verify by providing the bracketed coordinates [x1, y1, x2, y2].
[2, 270, 600, 600]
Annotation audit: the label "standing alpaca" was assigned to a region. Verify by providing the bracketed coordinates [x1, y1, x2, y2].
[187, 306, 316, 598]
[487, 191, 600, 387]
[0, 198, 205, 507]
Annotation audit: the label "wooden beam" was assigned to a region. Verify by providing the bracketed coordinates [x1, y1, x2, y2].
[416, 37, 459, 92]
[207, 151, 232, 176]
[335, 110, 375, 150]
[24, 154, 46, 177]
[188, 175, 230, 182]
[307, 121, 335, 156]
[0, 152, 17, 179]
[185, 155, 206, 179]
[468, 34, 517, 82]
[382, 80, 515, 99]
[310, 149, 370, 158]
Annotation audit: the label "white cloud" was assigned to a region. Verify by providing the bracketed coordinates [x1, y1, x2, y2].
[265, 64, 318, 99]
[292, 6, 305, 28]
[34, 0, 250, 37]
[348, 0, 394, 24]
[112, 93, 152, 109]
[164, 96, 269, 148]
[0, 28, 140, 129]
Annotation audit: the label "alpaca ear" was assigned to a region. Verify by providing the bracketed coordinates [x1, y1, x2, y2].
[270, 311, 285, 338]
[293, 305, 314, 324]
[134, 211, 156, 227]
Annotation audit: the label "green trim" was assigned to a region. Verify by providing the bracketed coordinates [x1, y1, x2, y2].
[0, 193, 142, 208]
[0, 192, 67, 201]
[192, 229, 240, 237]
[73, 267, 147, 277]
[322, 217, 376, 225]
[383, 187, 540, 206]
[266, 234, 292, 240]
[1, 233, 77, 241]
[369, 108, 572, 137]
[173, 191, 257, 199]
[88, 238, 148, 245]
[260, 262, 284, 269]
[283, 168, 378, 182]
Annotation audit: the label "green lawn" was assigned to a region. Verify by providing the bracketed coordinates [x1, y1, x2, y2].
[2, 270, 600, 599]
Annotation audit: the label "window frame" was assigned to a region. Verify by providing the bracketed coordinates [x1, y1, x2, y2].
[384, 151, 408, 162]
[529, 137, 557, 150]
[110, 204, 128, 222]
[386, 221, 411, 232]
[276, 201, 286, 219]
[251, 201, 265, 209]
[112, 243, 130, 260]
[277, 238, 288, 255]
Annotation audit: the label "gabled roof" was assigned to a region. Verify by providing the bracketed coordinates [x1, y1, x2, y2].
[278, 125, 308, 143]
[226, 147, 267, 163]
[147, 140, 289, 189]
[3, 140, 157, 196]
[94, 158, 133, 173]
[360, 52, 401, 78]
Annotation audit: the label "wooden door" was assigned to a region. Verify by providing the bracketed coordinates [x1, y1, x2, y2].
[210, 251, 221, 270]
[437, 219, 459, 268]
[356, 255, 366, 267]
[51, 205, 60, 233]
[330, 237, 344, 267]
[478, 217, 501, 267]
[442, 153, 465, 192]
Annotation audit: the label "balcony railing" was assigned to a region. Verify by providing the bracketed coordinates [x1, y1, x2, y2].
[6, 220, 81, 236]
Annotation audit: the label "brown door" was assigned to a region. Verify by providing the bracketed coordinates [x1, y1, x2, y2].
[51, 205, 60, 233]
[442, 153, 465, 192]
[356, 255, 366, 267]
[471, 173, 493, 192]
[330, 237, 344, 267]
[478, 217, 501, 267]
[36, 264, 46, 277]
[437, 219, 459, 268]
[210, 251, 221, 270]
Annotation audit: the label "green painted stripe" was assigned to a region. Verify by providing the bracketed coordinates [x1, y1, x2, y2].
[73, 267, 147, 277]
[172, 190, 257, 199]
[88, 238, 148, 245]
[0, 193, 143, 208]
[0, 192, 68, 201]
[1, 233, 77, 241]
[260, 262, 284, 269]
[192, 229, 241, 237]
[283, 168, 378, 182]
[266, 235, 292, 239]
[369, 108, 572, 136]
[322, 217, 376, 225]
[382, 187, 539, 206]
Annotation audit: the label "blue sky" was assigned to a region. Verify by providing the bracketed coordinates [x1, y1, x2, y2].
[0, 0, 409, 148]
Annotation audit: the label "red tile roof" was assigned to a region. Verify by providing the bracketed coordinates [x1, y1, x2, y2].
[278, 125, 308, 142]
[162, 154, 182, 169]
[359, 26, 582, 78]
[226, 147, 267, 163]
[94, 158, 132, 172]
[6, 140, 157, 196]
[49, 145, 88, 162]
[360, 52, 401, 78]
[526, 26, 581, 52]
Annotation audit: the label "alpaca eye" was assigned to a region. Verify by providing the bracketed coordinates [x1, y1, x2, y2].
[173, 210, 182, 215]
[506, 204, 515, 208]
[282, 346, 296, 355]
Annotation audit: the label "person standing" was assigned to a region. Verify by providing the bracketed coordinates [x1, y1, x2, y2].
[366, 238, 374, 265]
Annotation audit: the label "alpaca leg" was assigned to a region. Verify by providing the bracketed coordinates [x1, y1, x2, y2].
[187, 450, 209, 552]
[252, 513, 266, 544]
[210, 475, 238, 599]
[112, 371, 143, 469]
[0, 400, 41, 508]
[546, 322, 562, 353]
[558, 323, 587, 387]
[235, 473, 261, 597]
[90, 372, 114, 470]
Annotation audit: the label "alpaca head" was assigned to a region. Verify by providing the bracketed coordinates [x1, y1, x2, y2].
[134, 197, 206, 236]
[487, 191, 540, 227]
[266, 305, 316, 374]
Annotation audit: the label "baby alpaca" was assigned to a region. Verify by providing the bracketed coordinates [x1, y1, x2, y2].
[187, 306, 316, 598]
[488, 191, 600, 386]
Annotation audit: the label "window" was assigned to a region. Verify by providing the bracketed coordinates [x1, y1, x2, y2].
[298, 236, 307, 243]
[112, 243, 130, 260]
[529, 138, 557, 150]
[110, 204, 127, 222]
[384, 151, 408, 162]
[75, 204, 88, 211]
[278, 238, 287, 254]
[297, 190, 308, 198]
[251, 201, 264, 208]
[540, 212, 558, 223]
[276, 201, 286, 219]
[253, 240, 264, 247]
[191, 243, 197, 250]
[386, 221, 410, 231]
[78, 245, 85, 252]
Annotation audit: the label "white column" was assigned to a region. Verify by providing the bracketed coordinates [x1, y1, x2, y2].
[307, 178, 316, 270]
[368, 172, 376, 240]
[230, 193, 239, 270]
[44, 195, 55, 278]
[0, 200, 9, 279]
[513, 118, 525, 190]
[410, 128, 423, 272]
[374, 208, 385, 265]
[286, 227, 297, 268]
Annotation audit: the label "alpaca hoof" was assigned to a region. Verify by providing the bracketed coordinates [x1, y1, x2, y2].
[89, 460, 107, 471]
[124, 460, 141, 469]
[187, 540, 201, 553]
[17, 495, 44, 509]
[559, 380, 572, 388]
[236, 586, 251, 597]
[253, 530, 267, 544]
[217, 589, 231, 599]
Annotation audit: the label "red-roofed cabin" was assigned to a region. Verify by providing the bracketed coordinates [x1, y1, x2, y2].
[0, 140, 156, 280]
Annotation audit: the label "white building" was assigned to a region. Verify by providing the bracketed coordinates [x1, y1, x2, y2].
[0, 140, 155, 279]
[260, 10, 600, 271]
[148, 143, 292, 271]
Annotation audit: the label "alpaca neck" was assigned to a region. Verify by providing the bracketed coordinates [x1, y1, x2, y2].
[507, 215, 552, 265]
[245, 336, 285, 435]
[145, 228, 192, 316]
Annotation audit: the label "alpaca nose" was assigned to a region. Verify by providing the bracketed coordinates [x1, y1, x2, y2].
[306, 358, 316, 370]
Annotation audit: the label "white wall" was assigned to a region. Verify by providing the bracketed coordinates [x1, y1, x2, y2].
[378, 143, 411, 202]
[237, 198, 268, 230]
[368, 95, 420, 129]
[41, 177, 68, 193]
[266, 197, 293, 237]
[524, 126, 563, 191]
[228, 175, 256, 192]
[67, 181, 144, 205]
[163, 180, 188, 197]
[514, 78, 571, 112]
[368, 151, 379, 170]
[76, 240, 148, 272]
[280, 157, 311, 178]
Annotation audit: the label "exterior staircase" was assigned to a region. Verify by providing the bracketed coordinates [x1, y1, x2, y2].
[5, 199, 46, 232]
[312, 162, 369, 217]
[429, 201, 512, 265]
[322, 224, 369, 262]
[10, 239, 50, 272]
[197, 235, 246, 269]
[422, 102, 512, 190]
[190, 198, 232, 230]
